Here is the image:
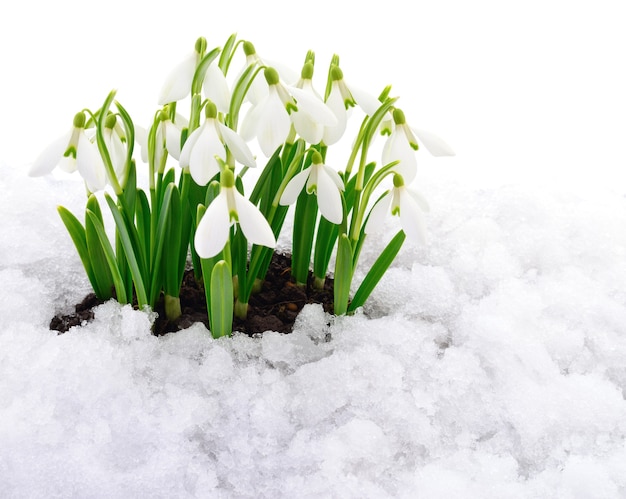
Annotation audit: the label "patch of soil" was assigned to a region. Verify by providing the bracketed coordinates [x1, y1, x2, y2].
[50, 253, 334, 336]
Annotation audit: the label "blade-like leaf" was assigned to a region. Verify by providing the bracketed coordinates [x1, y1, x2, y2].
[85, 196, 115, 301]
[57, 206, 101, 297]
[333, 234, 353, 315]
[104, 193, 148, 308]
[348, 230, 405, 313]
[210, 260, 234, 338]
[85, 209, 127, 303]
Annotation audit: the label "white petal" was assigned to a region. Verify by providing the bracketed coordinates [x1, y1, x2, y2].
[279, 167, 311, 205]
[76, 133, 106, 191]
[364, 192, 392, 235]
[316, 166, 343, 224]
[382, 132, 417, 183]
[218, 123, 256, 167]
[347, 83, 381, 116]
[203, 62, 231, 114]
[290, 111, 323, 144]
[158, 53, 195, 105]
[322, 86, 347, 145]
[408, 189, 430, 213]
[322, 164, 344, 191]
[179, 123, 202, 168]
[399, 187, 427, 244]
[234, 192, 276, 248]
[105, 128, 127, 178]
[164, 121, 182, 160]
[256, 91, 291, 157]
[413, 127, 456, 157]
[187, 124, 224, 186]
[240, 95, 265, 141]
[29, 131, 71, 176]
[134, 126, 148, 163]
[289, 86, 338, 127]
[194, 193, 231, 258]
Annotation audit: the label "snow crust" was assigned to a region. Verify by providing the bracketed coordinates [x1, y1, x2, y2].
[2, 161, 626, 498]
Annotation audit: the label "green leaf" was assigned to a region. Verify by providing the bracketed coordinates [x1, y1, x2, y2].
[135, 189, 151, 266]
[210, 260, 234, 338]
[57, 206, 101, 297]
[334, 234, 353, 315]
[191, 47, 221, 96]
[249, 146, 282, 207]
[292, 191, 318, 286]
[218, 33, 238, 73]
[148, 183, 176, 307]
[84, 196, 115, 301]
[104, 193, 148, 308]
[85, 209, 127, 303]
[163, 184, 182, 297]
[348, 230, 405, 313]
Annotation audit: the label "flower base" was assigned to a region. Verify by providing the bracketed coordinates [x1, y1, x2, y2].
[49, 253, 335, 336]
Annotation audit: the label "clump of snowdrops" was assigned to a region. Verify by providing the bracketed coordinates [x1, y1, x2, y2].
[29, 34, 454, 338]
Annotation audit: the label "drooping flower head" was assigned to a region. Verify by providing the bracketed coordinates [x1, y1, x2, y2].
[158, 37, 207, 105]
[194, 168, 276, 258]
[29, 111, 107, 192]
[365, 173, 430, 244]
[241, 66, 338, 156]
[383, 108, 420, 183]
[240, 67, 294, 157]
[103, 113, 127, 180]
[180, 101, 256, 186]
[382, 108, 457, 183]
[280, 150, 345, 224]
[322, 66, 355, 146]
[290, 62, 338, 145]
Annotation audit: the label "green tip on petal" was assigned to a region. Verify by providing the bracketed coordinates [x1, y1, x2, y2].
[73, 112, 86, 128]
[311, 150, 323, 165]
[104, 113, 117, 129]
[204, 101, 218, 119]
[221, 168, 236, 188]
[393, 173, 405, 188]
[392, 108, 406, 125]
[264, 67, 280, 85]
[301, 62, 314, 80]
[330, 65, 344, 81]
[195, 37, 207, 55]
[243, 41, 256, 56]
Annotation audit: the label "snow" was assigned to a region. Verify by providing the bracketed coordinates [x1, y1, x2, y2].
[2, 158, 626, 498]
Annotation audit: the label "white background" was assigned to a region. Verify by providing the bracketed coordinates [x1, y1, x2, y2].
[1, 0, 625, 192]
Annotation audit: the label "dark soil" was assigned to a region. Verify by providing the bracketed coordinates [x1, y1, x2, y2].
[50, 253, 334, 336]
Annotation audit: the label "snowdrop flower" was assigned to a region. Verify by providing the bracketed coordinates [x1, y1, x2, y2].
[240, 67, 295, 157]
[365, 174, 429, 244]
[180, 101, 256, 186]
[383, 108, 455, 183]
[194, 168, 275, 258]
[158, 53, 196, 105]
[102, 113, 127, 180]
[158, 37, 207, 105]
[241, 67, 337, 157]
[239, 41, 298, 105]
[134, 109, 186, 166]
[280, 151, 344, 224]
[290, 62, 338, 145]
[29, 111, 106, 191]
